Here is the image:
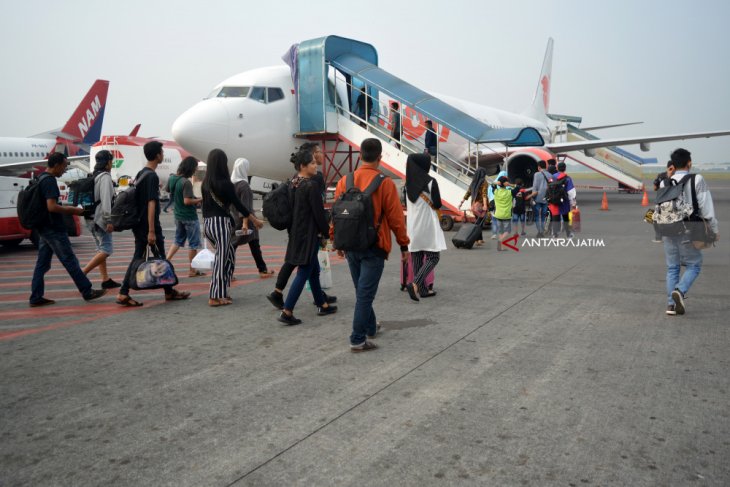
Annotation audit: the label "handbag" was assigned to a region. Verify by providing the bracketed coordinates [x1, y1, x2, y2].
[687, 217, 717, 250]
[130, 245, 179, 290]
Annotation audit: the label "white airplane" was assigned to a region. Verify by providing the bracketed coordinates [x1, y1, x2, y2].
[0, 80, 109, 177]
[171, 38, 730, 192]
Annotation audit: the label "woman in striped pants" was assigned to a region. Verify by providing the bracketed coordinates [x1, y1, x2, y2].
[201, 149, 263, 306]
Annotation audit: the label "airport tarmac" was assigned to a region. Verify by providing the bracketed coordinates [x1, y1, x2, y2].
[1, 183, 729, 486]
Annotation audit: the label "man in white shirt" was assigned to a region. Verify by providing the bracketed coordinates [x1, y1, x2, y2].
[660, 148, 719, 316]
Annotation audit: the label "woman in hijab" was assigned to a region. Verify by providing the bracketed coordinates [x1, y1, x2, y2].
[405, 153, 446, 301]
[458, 167, 489, 245]
[231, 158, 273, 278]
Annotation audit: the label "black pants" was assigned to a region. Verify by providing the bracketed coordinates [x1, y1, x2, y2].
[235, 239, 268, 273]
[275, 261, 296, 291]
[120, 226, 172, 296]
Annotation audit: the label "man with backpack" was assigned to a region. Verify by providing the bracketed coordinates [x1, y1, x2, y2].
[116, 141, 190, 307]
[28, 153, 106, 307]
[81, 150, 120, 289]
[331, 138, 410, 352]
[546, 162, 576, 238]
[530, 160, 553, 237]
[659, 148, 719, 316]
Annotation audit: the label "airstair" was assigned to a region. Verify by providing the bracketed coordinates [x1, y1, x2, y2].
[287, 35, 545, 213]
[561, 123, 655, 190]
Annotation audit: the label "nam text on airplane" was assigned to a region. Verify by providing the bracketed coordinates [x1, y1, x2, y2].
[0, 80, 109, 176]
[172, 38, 730, 188]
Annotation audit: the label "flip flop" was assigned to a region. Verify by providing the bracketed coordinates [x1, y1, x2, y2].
[208, 298, 231, 307]
[165, 290, 191, 301]
[406, 282, 420, 302]
[188, 270, 206, 277]
[259, 270, 275, 278]
[116, 296, 143, 307]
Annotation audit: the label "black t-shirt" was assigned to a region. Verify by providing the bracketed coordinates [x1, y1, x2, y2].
[135, 168, 160, 231]
[39, 174, 66, 231]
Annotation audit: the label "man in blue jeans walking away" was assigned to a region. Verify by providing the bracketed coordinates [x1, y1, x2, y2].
[660, 148, 719, 316]
[29, 153, 106, 307]
[530, 159, 553, 237]
[331, 138, 410, 352]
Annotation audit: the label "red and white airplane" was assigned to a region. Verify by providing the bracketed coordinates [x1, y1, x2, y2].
[91, 126, 203, 190]
[171, 38, 730, 201]
[0, 79, 109, 177]
[0, 81, 107, 247]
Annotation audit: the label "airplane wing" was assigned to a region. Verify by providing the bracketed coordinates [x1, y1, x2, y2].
[0, 155, 90, 177]
[546, 129, 730, 154]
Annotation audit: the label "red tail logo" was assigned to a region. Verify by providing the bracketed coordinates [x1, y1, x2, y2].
[540, 75, 550, 111]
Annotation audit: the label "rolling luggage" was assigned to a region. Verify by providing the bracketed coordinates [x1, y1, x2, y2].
[400, 254, 435, 291]
[452, 216, 485, 249]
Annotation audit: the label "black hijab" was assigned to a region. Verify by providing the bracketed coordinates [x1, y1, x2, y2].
[468, 167, 488, 201]
[405, 153, 433, 203]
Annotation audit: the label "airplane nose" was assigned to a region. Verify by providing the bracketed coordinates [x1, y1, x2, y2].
[172, 100, 230, 160]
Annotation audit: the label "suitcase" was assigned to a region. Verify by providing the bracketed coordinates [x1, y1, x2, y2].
[400, 254, 435, 291]
[452, 217, 485, 249]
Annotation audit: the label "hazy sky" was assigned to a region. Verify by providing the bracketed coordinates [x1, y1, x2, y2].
[1, 0, 729, 163]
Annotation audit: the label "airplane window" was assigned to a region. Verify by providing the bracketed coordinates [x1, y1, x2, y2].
[250, 87, 266, 103]
[217, 86, 250, 98]
[267, 88, 284, 103]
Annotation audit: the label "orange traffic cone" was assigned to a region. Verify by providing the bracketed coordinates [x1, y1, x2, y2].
[641, 190, 649, 207]
[600, 192, 609, 211]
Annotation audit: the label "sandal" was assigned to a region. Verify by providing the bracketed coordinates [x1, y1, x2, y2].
[188, 270, 206, 277]
[208, 298, 231, 307]
[259, 270, 275, 278]
[406, 282, 420, 302]
[116, 296, 143, 307]
[421, 291, 437, 298]
[165, 290, 191, 301]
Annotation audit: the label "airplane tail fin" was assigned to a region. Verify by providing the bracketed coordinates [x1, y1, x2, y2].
[58, 79, 110, 145]
[129, 124, 141, 137]
[523, 38, 553, 124]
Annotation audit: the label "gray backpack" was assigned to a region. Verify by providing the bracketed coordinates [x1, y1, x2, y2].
[653, 174, 695, 237]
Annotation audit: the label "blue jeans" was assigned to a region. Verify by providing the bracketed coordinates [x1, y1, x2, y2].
[534, 202, 549, 233]
[31, 228, 93, 303]
[174, 219, 202, 249]
[663, 235, 703, 305]
[283, 246, 325, 312]
[345, 249, 385, 346]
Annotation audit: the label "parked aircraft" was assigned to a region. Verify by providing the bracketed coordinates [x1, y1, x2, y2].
[91, 127, 203, 190]
[171, 39, 730, 189]
[0, 80, 109, 177]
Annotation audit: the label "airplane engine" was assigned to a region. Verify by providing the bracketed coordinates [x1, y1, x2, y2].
[503, 148, 555, 186]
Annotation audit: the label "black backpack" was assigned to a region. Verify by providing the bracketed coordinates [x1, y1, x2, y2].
[332, 173, 385, 252]
[68, 174, 101, 219]
[16, 173, 52, 230]
[262, 180, 293, 231]
[546, 177, 568, 204]
[110, 172, 150, 231]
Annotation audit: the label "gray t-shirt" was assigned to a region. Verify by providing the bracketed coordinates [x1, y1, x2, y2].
[531, 170, 552, 204]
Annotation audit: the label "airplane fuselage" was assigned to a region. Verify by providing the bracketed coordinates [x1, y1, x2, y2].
[0, 137, 55, 164]
[172, 66, 551, 181]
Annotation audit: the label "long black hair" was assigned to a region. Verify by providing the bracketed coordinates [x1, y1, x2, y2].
[468, 167, 488, 201]
[202, 148, 233, 196]
[177, 156, 198, 178]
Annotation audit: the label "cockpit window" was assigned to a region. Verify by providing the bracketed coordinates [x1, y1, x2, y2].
[217, 86, 250, 98]
[267, 88, 284, 103]
[250, 87, 266, 103]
